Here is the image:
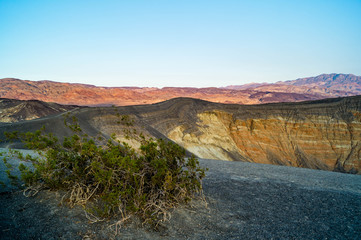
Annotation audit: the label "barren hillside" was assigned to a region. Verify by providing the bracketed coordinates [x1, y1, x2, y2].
[0, 98, 78, 123]
[1, 96, 361, 173]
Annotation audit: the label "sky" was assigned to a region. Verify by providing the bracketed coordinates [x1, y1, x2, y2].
[1, 0, 361, 88]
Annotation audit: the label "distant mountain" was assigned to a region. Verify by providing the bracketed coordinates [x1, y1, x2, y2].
[0, 74, 360, 106]
[283, 73, 361, 94]
[226, 73, 361, 96]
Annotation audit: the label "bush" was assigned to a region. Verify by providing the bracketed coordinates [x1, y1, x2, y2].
[6, 115, 206, 228]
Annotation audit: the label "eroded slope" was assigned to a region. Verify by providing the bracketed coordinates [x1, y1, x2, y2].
[1, 96, 360, 173]
[139, 97, 361, 173]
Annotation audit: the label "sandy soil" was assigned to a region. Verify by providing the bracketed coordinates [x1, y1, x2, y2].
[1, 150, 360, 239]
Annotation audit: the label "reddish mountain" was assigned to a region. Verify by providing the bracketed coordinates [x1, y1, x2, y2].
[0, 74, 359, 106]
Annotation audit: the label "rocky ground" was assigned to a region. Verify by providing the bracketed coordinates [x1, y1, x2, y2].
[1, 150, 360, 239]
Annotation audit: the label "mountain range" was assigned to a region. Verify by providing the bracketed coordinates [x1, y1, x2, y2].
[1, 73, 360, 106]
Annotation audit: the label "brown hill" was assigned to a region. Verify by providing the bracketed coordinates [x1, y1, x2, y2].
[0, 98, 78, 123]
[1, 74, 360, 106]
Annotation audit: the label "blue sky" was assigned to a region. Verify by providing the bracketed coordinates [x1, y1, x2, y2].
[1, 0, 360, 87]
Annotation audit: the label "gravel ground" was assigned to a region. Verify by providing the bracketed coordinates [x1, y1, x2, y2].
[0, 151, 360, 239]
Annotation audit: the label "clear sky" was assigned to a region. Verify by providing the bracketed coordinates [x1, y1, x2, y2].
[1, 0, 361, 87]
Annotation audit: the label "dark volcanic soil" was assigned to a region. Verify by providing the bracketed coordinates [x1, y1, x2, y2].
[1, 158, 360, 240]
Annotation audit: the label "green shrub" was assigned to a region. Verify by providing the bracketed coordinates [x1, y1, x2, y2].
[7, 115, 206, 227]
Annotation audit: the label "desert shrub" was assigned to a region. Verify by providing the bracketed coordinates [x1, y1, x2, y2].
[6, 115, 206, 228]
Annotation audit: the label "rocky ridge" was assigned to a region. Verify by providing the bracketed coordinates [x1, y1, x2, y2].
[1, 73, 360, 106]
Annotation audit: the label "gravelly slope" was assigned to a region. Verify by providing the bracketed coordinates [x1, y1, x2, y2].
[1, 154, 360, 240]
